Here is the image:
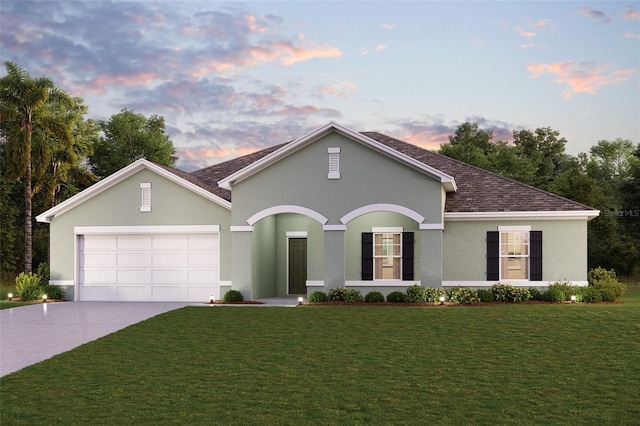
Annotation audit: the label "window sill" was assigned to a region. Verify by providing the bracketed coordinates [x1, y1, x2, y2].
[346, 280, 420, 287]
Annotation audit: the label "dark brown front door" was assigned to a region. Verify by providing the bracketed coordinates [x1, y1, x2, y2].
[289, 238, 307, 294]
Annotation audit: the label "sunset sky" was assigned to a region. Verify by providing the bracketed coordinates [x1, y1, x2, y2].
[2, 1, 639, 171]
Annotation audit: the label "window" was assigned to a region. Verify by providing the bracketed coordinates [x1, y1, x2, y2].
[374, 233, 401, 279]
[486, 227, 542, 281]
[328, 147, 340, 179]
[140, 183, 151, 212]
[362, 230, 414, 281]
[500, 230, 529, 279]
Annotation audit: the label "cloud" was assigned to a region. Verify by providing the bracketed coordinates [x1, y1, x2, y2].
[375, 44, 387, 51]
[624, 32, 640, 40]
[380, 23, 396, 30]
[318, 81, 357, 98]
[577, 8, 612, 24]
[624, 6, 640, 21]
[533, 19, 552, 28]
[527, 61, 636, 99]
[519, 31, 537, 38]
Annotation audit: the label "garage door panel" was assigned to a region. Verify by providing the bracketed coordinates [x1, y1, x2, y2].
[79, 231, 219, 302]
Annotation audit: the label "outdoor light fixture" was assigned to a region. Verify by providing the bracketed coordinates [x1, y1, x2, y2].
[439, 296, 446, 305]
[7, 293, 13, 301]
[570, 295, 577, 303]
[298, 296, 304, 305]
[42, 294, 48, 303]
[209, 295, 215, 304]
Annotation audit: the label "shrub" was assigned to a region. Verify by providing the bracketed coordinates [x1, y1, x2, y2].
[223, 290, 244, 303]
[328, 287, 348, 302]
[547, 281, 575, 302]
[448, 287, 480, 305]
[42, 284, 65, 300]
[15, 272, 42, 300]
[490, 283, 531, 303]
[544, 287, 565, 303]
[424, 287, 446, 303]
[404, 285, 427, 303]
[343, 289, 364, 303]
[37, 262, 50, 282]
[308, 291, 328, 303]
[529, 287, 544, 301]
[578, 286, 602, 303]
[386, 291, 406, 303]
[588, 267, 626, 302]
[477, 289, 494, 303]
[364, 291, 385, 303]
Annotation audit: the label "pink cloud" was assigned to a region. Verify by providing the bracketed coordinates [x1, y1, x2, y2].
[624, 6, 640, 21]
[275, 41, 343, 66]
[527, 61, 636, 99]
[534, 19, 552, 28]
[624, 32, 640, 40]
[375, 44, 387, 51]
[380, 23, 396, 30]
[577, 8, 612, 24]
[319, 81, 356, 98]
[520, 30, 536, 38]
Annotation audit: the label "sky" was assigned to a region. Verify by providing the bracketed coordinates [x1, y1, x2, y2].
[2, 1, 639, 171]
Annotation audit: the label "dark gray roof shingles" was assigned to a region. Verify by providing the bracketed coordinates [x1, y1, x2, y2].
[177, 131, 595, 213]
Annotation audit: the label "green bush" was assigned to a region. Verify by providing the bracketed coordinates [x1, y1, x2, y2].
[364, 291, 385, 303]
[308, 291, 328, 303]
[490, 284, 531, 303]
[544, 287, 565, 303]
[477, 289, 494, 303]
[547, 281, 575, 302]
[343, 289, 364, 303]
[448, 287, 480, 305]
[404, 285, 427, 303]
[578, 286, 602, 303]
[15, 272, 42, 300]
[424, 287, 446, 303]
[386, 291, 406, 303]
[587, 267, 626, 302]
[37, 262, 50, 282]
[42, 284, 65, 300]
[529, 287, 544, 301]
[20, 283, 44, 301]
[223, 290, 244, 303]
[328, 287, 348, 302]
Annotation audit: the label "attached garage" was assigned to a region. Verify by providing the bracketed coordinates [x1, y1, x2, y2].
[76, 226, 220, 302]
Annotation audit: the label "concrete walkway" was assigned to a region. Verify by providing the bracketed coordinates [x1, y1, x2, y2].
[0, 302, 190, 377]
[0, 298, 301, 377]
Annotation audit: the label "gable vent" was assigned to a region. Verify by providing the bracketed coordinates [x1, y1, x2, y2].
[140, 182, 151, 212]
[328, 147, 340, 179]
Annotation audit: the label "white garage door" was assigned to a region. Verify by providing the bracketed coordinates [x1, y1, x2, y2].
[78, 230, 219, 302]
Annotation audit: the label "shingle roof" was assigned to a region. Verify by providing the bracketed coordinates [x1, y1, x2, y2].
[185, 131, 595, 213]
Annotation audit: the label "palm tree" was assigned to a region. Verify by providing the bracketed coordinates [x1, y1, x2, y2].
[0, 61, 73, 273]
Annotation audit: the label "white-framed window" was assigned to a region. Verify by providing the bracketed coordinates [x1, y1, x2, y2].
[140, 183, 151, 212]
[499, 226, 530, 280]
[328, 147, 340, 179]
[373, 227, 402, 280]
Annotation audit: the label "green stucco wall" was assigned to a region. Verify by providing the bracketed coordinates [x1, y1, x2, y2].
[48, 168, 232, 284]
[442, 219, 589, 283]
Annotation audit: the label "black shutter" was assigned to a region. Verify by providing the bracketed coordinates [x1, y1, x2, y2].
[487, 231, 499, 281]
[530, 231, 542, 281]
[402, 232, 414, 280]
[362, 232, 373, 280]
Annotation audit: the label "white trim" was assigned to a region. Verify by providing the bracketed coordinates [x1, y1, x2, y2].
[306, 281, 324, 287]
[372, 227, 403, 233]
[140, 183, 152, 212]
[49, 280, 74, 287]
[444, 210, 600, 221]
[323, 224, 346, 231]
[36, 159, 231, 223]
[230, 226, 253, 232]
[247, 205, 328, 226]
[74, 225, 219, 235]
[420, 223, 444, 230]
[442, 281, 589, 287]
[498, 225, 531, 231]
[328, 147, 340, 179]
[286, 231, 308, 238]
[346, 280, 420, 287]
[341, 203, 425, 225]
[218, 122, 457, 192]
[219, 281, 232, 288]
[328, 147, 341, 154]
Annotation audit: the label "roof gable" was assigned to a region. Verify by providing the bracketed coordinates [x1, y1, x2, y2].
[217, 122, 457, 192]
[36, 159, 231, 223]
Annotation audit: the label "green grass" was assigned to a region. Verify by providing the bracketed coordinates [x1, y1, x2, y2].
[2, 286, 639, 425]
[0, 284, 36, 309]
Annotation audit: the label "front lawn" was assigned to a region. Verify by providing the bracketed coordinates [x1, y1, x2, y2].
[1, 285, 639, 425]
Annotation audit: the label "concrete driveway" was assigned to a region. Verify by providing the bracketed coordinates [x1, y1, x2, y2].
[0, 301, 190, 377]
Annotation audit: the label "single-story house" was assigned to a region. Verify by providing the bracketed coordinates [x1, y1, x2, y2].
[37, 122, 599, 302]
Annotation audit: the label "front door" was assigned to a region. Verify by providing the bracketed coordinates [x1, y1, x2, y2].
[288, 238, 307, 294]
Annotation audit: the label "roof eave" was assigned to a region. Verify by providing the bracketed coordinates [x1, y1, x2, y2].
[444, 210, 600, 221]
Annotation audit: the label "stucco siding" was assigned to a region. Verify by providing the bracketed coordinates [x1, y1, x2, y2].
[442, 219, 589, 283]
[230, 133, 444, 227]
[48, 169, 232, 285]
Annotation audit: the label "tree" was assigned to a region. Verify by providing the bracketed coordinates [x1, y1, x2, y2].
[89, 109, 177, 178]
[512, 127, 568, 190]
[0, 61, 74, 273]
